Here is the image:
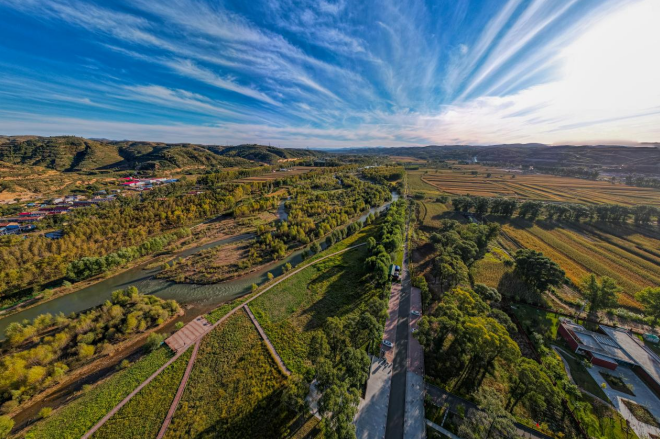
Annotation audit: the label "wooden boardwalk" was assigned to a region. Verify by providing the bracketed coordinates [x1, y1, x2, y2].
[164, 316, 211, 352]
[244, 304, 291, 376]
[156, 340, 201, 439]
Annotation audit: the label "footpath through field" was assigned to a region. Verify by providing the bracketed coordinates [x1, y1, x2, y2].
[80, 241, 367, 438]
[244, 304, 292, 376]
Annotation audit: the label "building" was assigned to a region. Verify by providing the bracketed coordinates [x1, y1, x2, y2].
[558, 319, 660, 397]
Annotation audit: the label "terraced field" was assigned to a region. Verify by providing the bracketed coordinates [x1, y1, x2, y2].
[419, 167, 660, 206]
[497, 219, 660, 308]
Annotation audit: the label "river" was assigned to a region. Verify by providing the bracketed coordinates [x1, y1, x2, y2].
[0, 192, 399, 337]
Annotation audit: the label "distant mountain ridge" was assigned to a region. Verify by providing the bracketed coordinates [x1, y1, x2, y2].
[0, 136, 324, 171]
[337, 143, 660, 173]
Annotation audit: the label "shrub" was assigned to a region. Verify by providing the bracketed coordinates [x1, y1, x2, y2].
[0, 415, 13, 438]
[145, 333, 165, 352]
[38, 408, 53, 419]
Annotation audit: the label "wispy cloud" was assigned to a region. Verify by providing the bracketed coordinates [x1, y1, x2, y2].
[0, 0, 658, 147]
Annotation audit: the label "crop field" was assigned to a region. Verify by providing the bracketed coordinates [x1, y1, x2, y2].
[417, 200, 449, 229]
[407, 169, 443, 197]
[498, 219, 660, 308]
[26, 348, 173, 439]
[418, 167, 660, 206]
[164, 311, 294, 439]
[250, 245, 376, 375]
[92, 349, 192, 439]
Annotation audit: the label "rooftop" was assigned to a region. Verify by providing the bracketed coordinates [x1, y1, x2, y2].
[600, 325, 660, 389]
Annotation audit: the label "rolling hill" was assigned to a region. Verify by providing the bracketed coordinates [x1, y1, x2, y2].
[0, 136, 323, 171]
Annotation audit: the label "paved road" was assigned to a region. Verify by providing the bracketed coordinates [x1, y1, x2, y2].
[385, 210, 412, 439]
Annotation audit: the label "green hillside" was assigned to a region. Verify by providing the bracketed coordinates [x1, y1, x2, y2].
[0, 136, 321, 171]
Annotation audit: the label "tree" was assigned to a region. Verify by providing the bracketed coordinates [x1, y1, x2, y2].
[0, 415, 13, 438]
[581, 274, 620, 315]
[514, 249, 565, 294]
[309, 332, 331, 364]
[319, 382, 360, 439]
[636, 287, 660, 326]
[145, 332, 165, 351]
[311, 242, 322, 254]
[282, 374, 309, 413]
[267, 272, 274, 281]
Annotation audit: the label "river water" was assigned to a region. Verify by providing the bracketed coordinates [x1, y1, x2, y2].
[0, 192, 398, 337]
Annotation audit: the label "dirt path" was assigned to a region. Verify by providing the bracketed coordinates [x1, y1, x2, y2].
[156, 340, 201, 439]
[244, 304, 291, 376]
[79, 241, 367, 438]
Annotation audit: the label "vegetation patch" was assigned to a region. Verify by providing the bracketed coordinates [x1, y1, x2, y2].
[1, 287, 180, 412]
[250, 245, 373, 375]
[90, 348, 191, 439]
[164, 311, 294, 438]
[622, 399, 660, 428]
[599, 372, 635, 396]
[25, 348, 173, 439]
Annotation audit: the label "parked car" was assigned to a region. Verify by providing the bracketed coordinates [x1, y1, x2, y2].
[411, 310, 421, 316]
[382, 340, 393, 348]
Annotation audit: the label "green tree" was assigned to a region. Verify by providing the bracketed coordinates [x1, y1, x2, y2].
[308, 332, 331, 364]
[636, 287, 660, 326]
[282, 374, 309, 413]
[581, 274, 620, 316]
[319, 382, 360, 439]
[514, 249, 565, 294]
[145, 332, 165, 351]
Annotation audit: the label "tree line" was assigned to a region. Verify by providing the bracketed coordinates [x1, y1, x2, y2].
[452, 195, 660, 224]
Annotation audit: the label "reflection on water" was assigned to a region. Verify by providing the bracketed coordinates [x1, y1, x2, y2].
[0, 192, 398, 338]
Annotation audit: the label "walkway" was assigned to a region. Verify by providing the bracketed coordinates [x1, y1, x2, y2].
[383, 280, 401, 363]
[156, 340, 201, 439]
[355, 356, 392, 439]
[244, 304, 291, 376]
[80, 347, 190, 439]
[164, 316, 210, 352]
[385, 207, 418, 439]
[80, 241, 368, 438]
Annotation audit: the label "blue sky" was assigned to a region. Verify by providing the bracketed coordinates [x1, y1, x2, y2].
[0, 0, 658, 147]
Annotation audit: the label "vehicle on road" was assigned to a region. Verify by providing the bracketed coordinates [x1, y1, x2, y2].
[411, 310, 421, 316]
[382, 340, 393, 348]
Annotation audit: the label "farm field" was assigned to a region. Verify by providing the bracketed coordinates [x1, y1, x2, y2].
[163, 310, 294, 439]
[496, 218, 660, 309]
[419, 166, 660, 206]
[249, 243, 376, 375]
[25, 348, 174, 439]
[407, 169, 443, 197]
[92, 349, 192, 439]
[417, 200, 449, 229]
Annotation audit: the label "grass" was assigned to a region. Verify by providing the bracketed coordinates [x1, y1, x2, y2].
[407, 169, 443, 197]
[91, 349, 192, 439]
[420, 201, 449, 229]
[164, 311, 295, 439]
[250, 245, 377, 375]
[25, 348, 173, 439]
[555, 348, 609, 401]
[577, 393, 640, 439]
[622, 399, 660, 428]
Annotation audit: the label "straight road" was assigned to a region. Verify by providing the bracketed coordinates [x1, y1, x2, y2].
[384, 207, 412, 439]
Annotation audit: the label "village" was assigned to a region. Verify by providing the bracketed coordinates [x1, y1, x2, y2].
[0, 177, 178, 237]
